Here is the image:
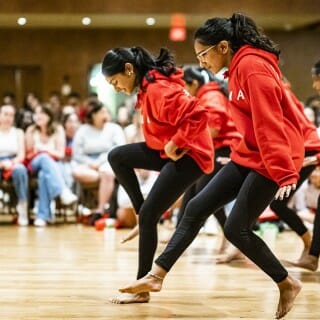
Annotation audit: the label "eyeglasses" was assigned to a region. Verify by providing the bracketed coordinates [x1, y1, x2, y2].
[196, 45, 216, 61]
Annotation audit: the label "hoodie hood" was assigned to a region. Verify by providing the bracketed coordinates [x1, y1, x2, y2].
[140, 68, 185, 91]
[229, 45, 281, 81]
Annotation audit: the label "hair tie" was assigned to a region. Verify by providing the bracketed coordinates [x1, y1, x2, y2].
[200, 69, 210, 84]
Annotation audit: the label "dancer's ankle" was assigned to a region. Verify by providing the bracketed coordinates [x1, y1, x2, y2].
[277, 274, 294, 290]
[301, 231, 311, 249]
[150, 264, 167, 280]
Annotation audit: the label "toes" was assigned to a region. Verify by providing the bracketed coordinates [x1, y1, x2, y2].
[275, 304, 283, 319]
[109, 298, 120, 304]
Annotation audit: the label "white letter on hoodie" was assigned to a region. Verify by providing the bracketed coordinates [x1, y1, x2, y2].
[237, 90, 245, 100]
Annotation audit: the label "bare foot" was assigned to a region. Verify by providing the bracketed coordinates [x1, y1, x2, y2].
[119, 273, 163, 294]
[215, 248, 245, 264]
[217, 236, 229, 255]
[297, 246, 310, 261]
[121, 224, 139, 243]
[275, 275, 302, 319]
[290, 254, 318, 272]
[109, 292, 150, 304]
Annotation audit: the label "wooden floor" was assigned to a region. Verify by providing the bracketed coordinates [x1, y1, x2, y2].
[0, 223, 319, 320]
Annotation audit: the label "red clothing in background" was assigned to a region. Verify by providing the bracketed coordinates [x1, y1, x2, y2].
[284, 83, 320, 153]
[196, 81, 241, 150]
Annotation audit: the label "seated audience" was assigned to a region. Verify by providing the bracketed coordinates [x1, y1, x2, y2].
[59, 112, 80, 190]
[72, 101, 126, 219]
[25, 105, 77, 227]
[0, 104, 29, 226]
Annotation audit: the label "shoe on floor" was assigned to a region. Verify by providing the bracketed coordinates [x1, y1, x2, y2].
[18, 217, 29, 226]
[60, 188, 77, 206]
[34, 218, 47, 227]
[17, 201, 29, 226]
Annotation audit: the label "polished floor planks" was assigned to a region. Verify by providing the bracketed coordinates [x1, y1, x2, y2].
[0, 224, 319, 319]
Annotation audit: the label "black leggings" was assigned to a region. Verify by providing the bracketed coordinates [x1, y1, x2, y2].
[270, 164, 316, 236]
[108, 142, 204, 279]
[155, 161, 288, 283]
[310, 196, 320, 257]
[176, 146, 231, 227]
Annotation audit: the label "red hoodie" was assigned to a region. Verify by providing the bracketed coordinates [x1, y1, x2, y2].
[228, 45, 304, 187]
[135, 68, 214, 173]
[196, 82, 241, 149]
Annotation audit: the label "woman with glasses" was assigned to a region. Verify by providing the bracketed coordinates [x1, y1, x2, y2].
[118, 13, 304, 319]
[102, 46, 214, 304]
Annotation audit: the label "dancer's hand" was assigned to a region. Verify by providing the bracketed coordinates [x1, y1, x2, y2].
[303, 155, 318, 167]
[121, 224, 139, 243]
[216, 156, 231, 165]
[164, 140, 188, 161]
[275, 183, 296, 200]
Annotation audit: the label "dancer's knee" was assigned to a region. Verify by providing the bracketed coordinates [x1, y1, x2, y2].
[108, 146, 122, 166]
[139, 213, 158, 229]
[138, 204, 159, 229]
[184, 198, 208, 221]
[223, 220, 246, 244]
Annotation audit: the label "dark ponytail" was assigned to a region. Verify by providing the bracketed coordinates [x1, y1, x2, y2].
[195, 13, 280, 57]
[230, 13, 280, 56]
[102, 46, 176, 86]
[183, 67, 228, 97]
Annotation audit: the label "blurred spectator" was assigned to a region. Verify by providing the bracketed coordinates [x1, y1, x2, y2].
[116, 105, 132, 128]
[72, 101, 126, 217]
[16, 92, 41, 131]
[59, 112, 80, 189]
[123, 110, 143, 143]
[2, 92, 16, 107]
[305, 95, 320, 128]
[0, 104, 28, 226]
[61, 105, 76, 116]
[67, 92, 87, 123]
[25, 105, 77, 227]
[48, 91, 62, 121]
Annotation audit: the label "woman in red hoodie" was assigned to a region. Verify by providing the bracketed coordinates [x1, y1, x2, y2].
[101, 46, 214, 304]
[175, 67, 240, 243]
[219, 82, 320, 266]
[119, 13, 304, 319]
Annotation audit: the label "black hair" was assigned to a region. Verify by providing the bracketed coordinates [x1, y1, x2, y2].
[3, 92, 16, 99]
[49, 91, 60, 97]
[61, 111, 77, 127]
[312, 60, 320, 76]
[183, 67, 228, 97]
[88, 91, 98, 98]
[101, 46, 176, 87]
[68, 92, 81, 99]
[34, 105, 56, 136]
[194, 13, 280, 57]
[86, 100, 104, 124]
